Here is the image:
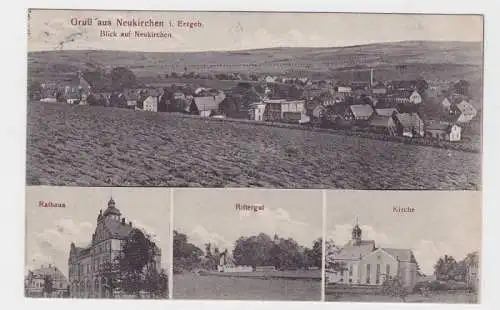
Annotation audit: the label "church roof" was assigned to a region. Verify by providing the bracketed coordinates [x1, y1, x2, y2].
[381, 248, 416, 263]
[336, 240, 376, 260]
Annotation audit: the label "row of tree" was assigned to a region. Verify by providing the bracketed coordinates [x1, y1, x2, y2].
[173, 230, 322, 273]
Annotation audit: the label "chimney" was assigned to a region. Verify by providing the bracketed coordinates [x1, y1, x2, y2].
[121, 218, 125, 225]
[129, 221, 132, 227]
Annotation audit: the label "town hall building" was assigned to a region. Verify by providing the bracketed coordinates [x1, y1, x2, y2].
[327, 220, 418, 290]
[68, 197, 162, 298]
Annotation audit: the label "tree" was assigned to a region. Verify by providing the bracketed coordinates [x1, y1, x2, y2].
[119, 229, 156, 297]
[453, 80, 470, 97]
[434, 255, 458, 281]
[173, 230, 203, 273]
[110, 67, 138, 91]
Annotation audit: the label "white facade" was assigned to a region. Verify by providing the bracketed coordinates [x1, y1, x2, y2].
[143, 96, 158, 112]
[251, 103, 267, 121]
[280, 100, 306, 118]
[409, 90, 422, 104]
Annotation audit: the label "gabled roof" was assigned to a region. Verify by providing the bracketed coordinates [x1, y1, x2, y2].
[455, 100, 477, 114]
[394, 113, 423, 128]
[103, 218, 134, 239]
[335, 240, 376, 260]
[194, 92, 226, 111]
[349, 104, 374, 118]
[375, 108, 397, 116]
[370, 115, 395, 127]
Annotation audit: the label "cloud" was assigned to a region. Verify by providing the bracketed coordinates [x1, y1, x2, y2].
[27, 218, 94, 276]
[191, 225, 233, 251]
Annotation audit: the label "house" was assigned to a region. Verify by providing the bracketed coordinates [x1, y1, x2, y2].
[265, 76, 278, 83]
[280, 99, 306, 122]
[249, 102, 267, 121]
[386, 90, 422, 105]
[25, 264, 69, 298]
[326, 221, 418, 290]
[369, 115, 396, 135]
[453, 100, 477, 123]
[387, 80, 420, 91]
[441, 97, 452, 112]
[123, 89, 140, 108]
[345, 104, 374, 121]
[190, 91, 226, 117]
[371, 82, 387, 96]
[143, 96, 158, 112]
[393, 113, 425, 137]
[336, 86, 352, 94]
[426, 122, 462, 141]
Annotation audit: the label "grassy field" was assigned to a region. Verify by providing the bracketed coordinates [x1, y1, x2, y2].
[326, 291, 478, 303]
[26, 102, 481, 189]
[173, 273, 321, 300]
[202, 269, 321, 280]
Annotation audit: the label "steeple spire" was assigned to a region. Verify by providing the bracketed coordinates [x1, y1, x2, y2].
[352, 216, 362, 245]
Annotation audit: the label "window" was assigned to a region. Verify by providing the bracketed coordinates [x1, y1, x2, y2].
[376, 264, 381, 284]
[349, 265, 353, 276]
[366, 264, 371, 284]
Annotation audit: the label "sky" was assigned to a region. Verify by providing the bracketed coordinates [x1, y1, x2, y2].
[173, 189, 323, 253]
[28, 10, 483, 52]
[25, 186, 171, 278]
[326, 190, 482, 275]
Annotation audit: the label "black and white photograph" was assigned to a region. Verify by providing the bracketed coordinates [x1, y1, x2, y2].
[24, 186, 171, 299]
[26, 10, 482, 190]
[324, 190, 481, 303]
[172, 189, 322, 300]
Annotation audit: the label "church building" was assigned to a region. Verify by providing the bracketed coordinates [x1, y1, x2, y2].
[68, 197, 162, 298]
[327, 220, 418, 290]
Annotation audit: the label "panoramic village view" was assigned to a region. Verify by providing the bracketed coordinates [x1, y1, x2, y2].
[25, 12, 483, 190]
[24, 187, 170, 299]
[324, 191, 481, 303]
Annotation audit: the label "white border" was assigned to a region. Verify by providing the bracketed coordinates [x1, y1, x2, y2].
[2, 0, 498, 310]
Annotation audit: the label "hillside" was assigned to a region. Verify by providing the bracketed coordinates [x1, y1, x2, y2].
[28, 40, 483, 82]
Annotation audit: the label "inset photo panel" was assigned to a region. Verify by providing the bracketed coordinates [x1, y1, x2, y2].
[172, 188, 323, 301]
[24, 186, 171, 299]
[324, 190, 481, 304]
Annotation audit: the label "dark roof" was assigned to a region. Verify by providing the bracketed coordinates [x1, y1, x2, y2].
[394, 113, 423, 128]
[103, 197, 121, 216]
[387, 90, 414, 99]
[103, 218, 134, 239]
[370, 115, 394, 127]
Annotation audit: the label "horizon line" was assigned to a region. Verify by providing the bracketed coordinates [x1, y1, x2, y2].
[27, 39, 483, 54]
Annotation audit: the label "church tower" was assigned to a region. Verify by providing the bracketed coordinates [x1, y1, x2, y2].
[352, 217, 362, 246]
